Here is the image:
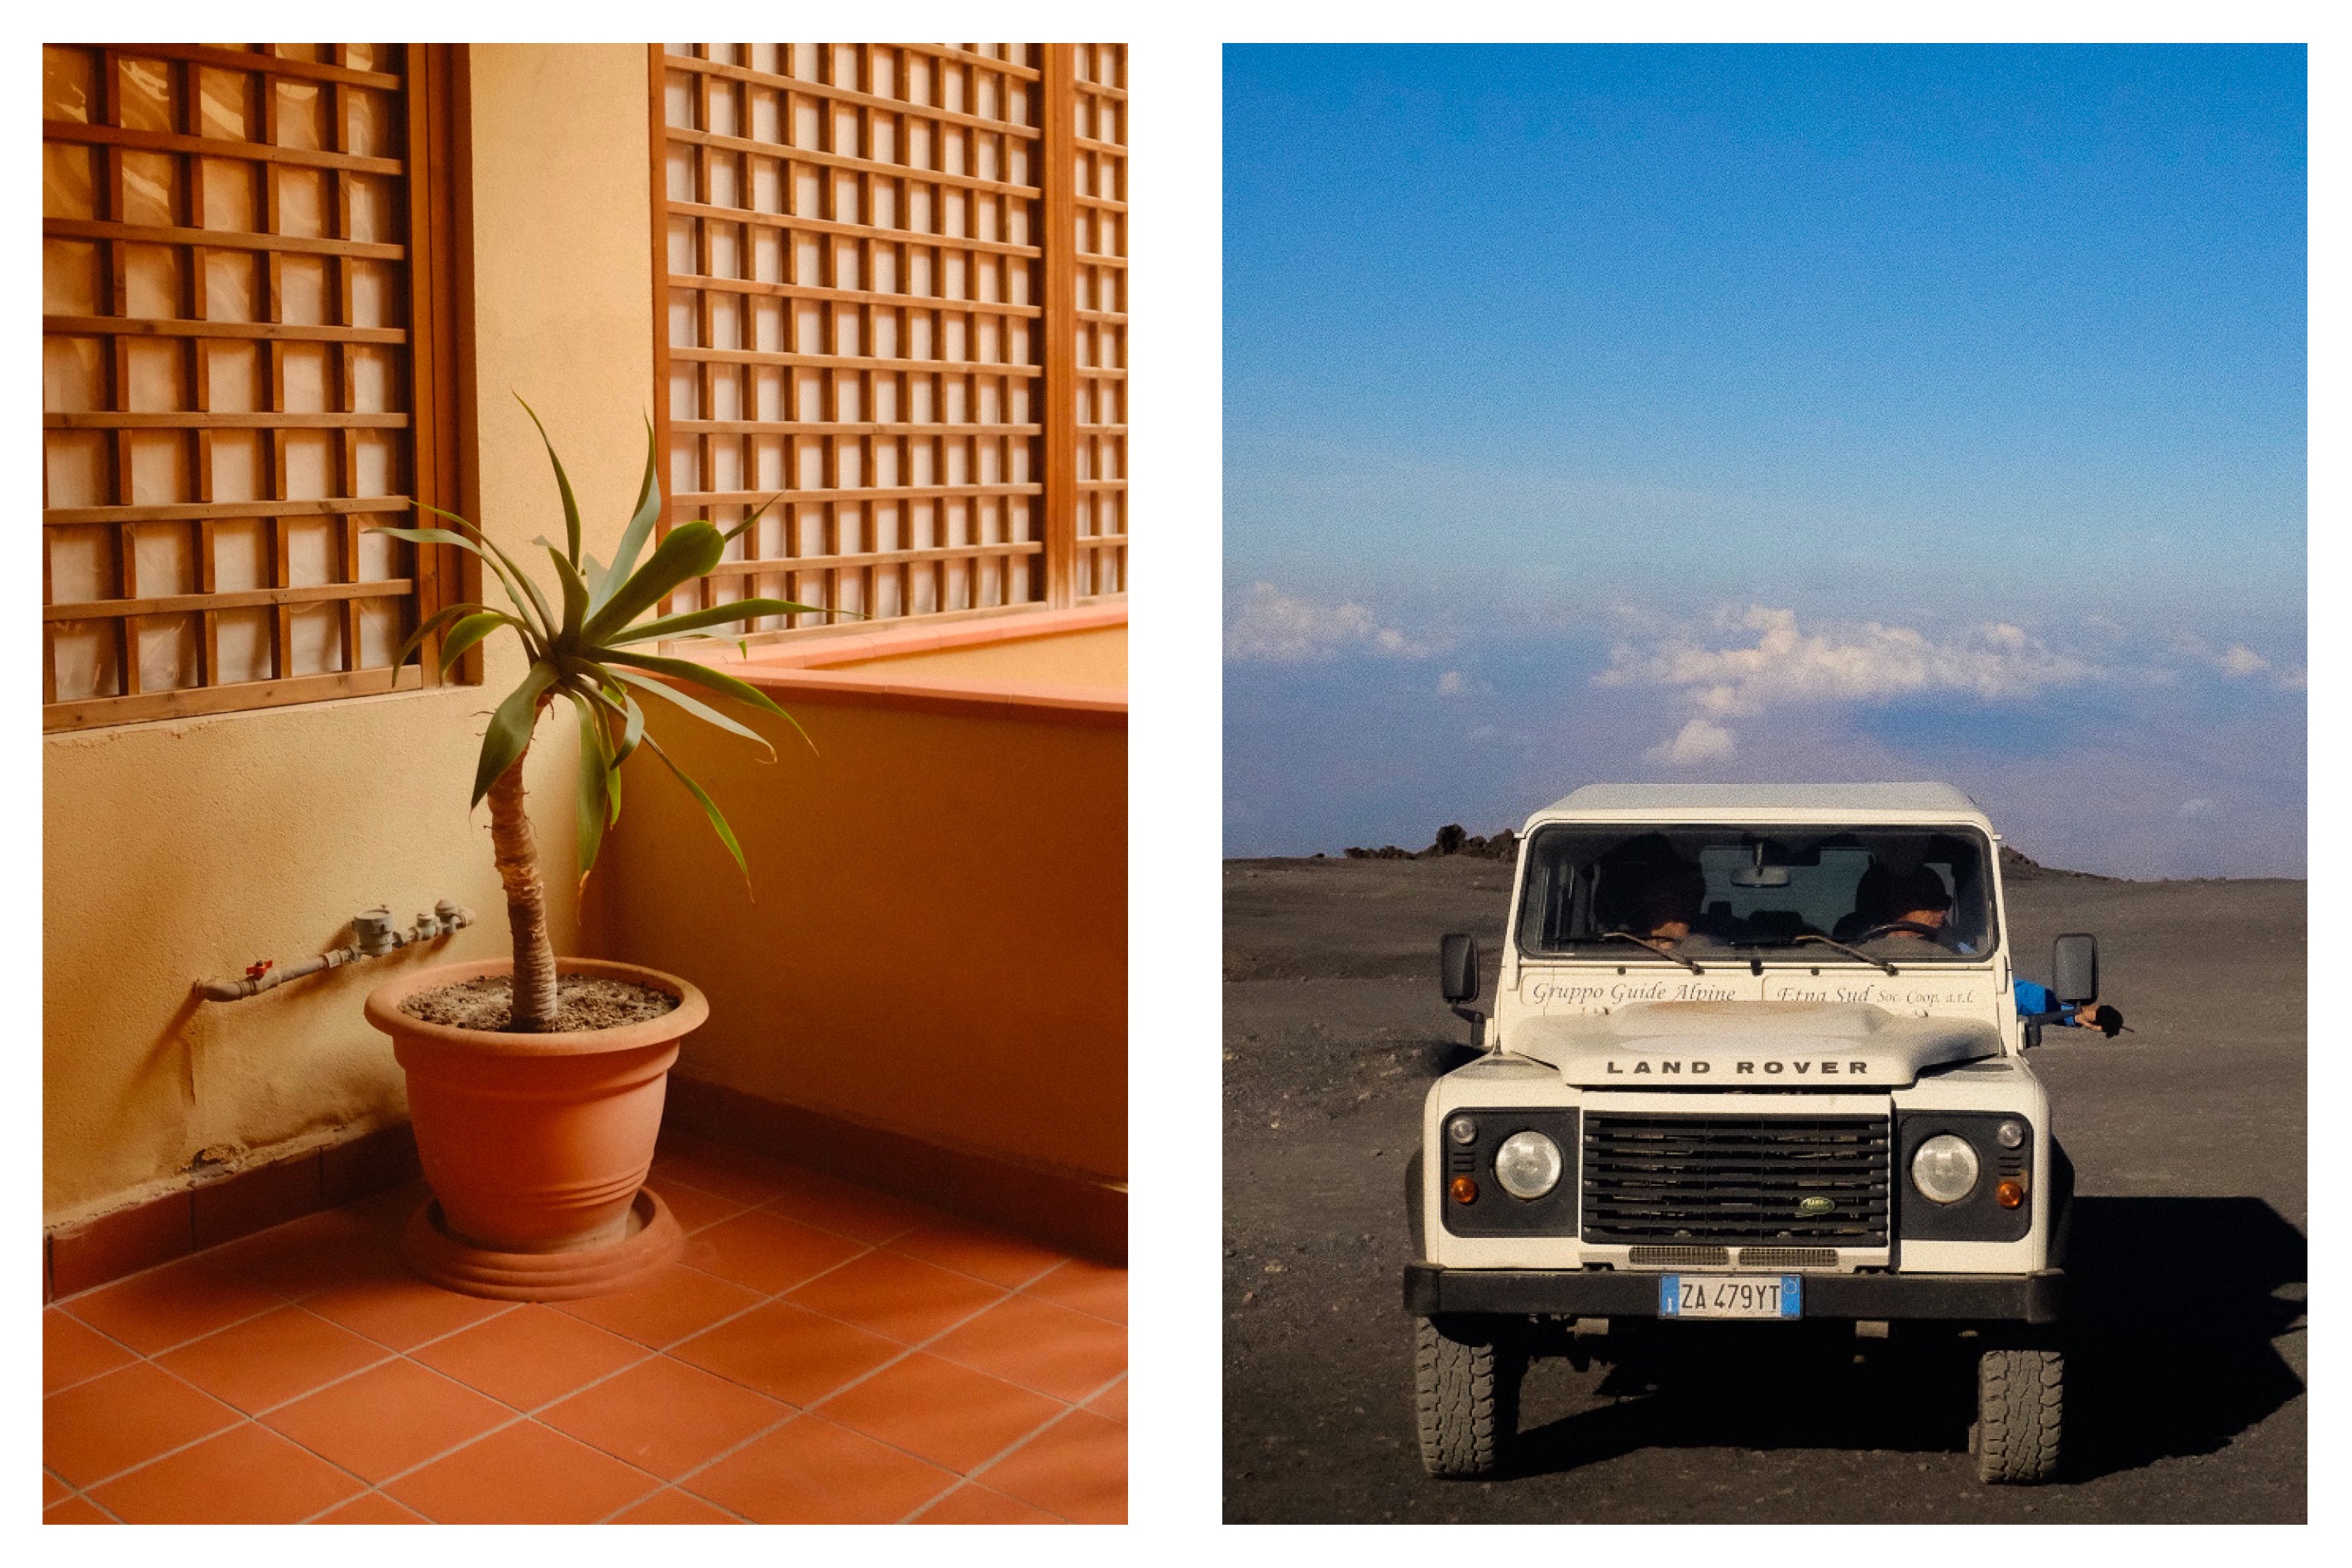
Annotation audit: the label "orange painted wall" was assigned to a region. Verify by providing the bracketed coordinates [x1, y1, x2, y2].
[584, 633, 1127, 1188]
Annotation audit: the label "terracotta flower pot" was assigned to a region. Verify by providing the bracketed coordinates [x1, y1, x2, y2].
[365, 957, 708, 1255]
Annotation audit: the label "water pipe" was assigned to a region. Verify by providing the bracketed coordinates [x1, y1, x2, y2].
[197, 900, 476, 1002]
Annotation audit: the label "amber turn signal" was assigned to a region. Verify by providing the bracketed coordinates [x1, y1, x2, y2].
[1449, 1175, 1479, 1204]
[1995, 1178, 2025, 1209]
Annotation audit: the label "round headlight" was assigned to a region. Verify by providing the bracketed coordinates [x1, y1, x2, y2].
[1996, 1119, 2026, 1150]
[1447, 1115, 1479, 1145]
[1911, 1133, 1981, 1204]
[1494, 1131, 1563, 1200]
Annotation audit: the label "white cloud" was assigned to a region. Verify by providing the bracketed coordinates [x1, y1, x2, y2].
[1596, 605, 2092, 718]
[1437, 670, 1466, 694]
[1647, 718, 1738, 766]
[1224, 582, 1435, 662]
[2216, 644, 2270, 677]
[2178, 798, 2220, 820]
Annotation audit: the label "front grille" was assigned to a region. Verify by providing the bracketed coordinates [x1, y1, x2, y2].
[1583, 1113, 1891, 1245]
[1738, 1246, 1839, 1269]
[1628, 1245, 1730, 1267]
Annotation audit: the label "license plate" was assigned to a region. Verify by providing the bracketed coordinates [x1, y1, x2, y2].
[1658, 1274, 1802, 1319]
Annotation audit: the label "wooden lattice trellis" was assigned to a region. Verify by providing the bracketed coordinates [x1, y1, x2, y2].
[651, 42, 1126, 638]
[41, 43, 463, 733]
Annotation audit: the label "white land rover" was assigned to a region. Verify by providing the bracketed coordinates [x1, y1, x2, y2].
[1407, 783, 2092, 1484]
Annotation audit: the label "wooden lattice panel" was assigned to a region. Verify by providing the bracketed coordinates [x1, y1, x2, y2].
[1064, 44, 1126, 600]
[41, 43, 457, 731]
[653, 42, 1126, 638]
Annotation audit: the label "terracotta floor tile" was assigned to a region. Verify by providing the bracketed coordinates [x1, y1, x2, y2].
[1024, 1258, 1128, 1324]
[930, 1293, 1129, 1403]
[550, 1262, 765, 1349]
[44, 1469, 69, 1506]
[888, 1219, 1069, 1288]
[60, 1256, 284, 1355]
[539, 1354, 791, 1480]
[672, 1299, 902, 1406]
[680, 1207, 868, 1296]
[649, 1142, 791, 1206]
[612, 1487, 743, 1523]
[302, 1270, 512, 1351]
[817, 1351, 1064, 1475]
[45, 1494, 113, 1524]
[44, 1308, 135, 1394]
[1088, 1376, 1127, 1424]
[90, 1422, 366, 1523]
[686, 1414, 957, 1523]
[759, 1165, 942, 1243]
[201, 1206, 399, 1299]
[648, 1178, 748, 1235]
[42, 1362, 242, 1489]
[784, 1248, 1006, 1345]
[155, 1305, 389, 1414]
[979, 1408, 1126, 1524]
[384, 1420, 662, 1523]
[915, 1481, 1066, 1523]
[262, 1358, 515, 1482]
[318, 1491, 429, 1523]
[409, 1303, 649, 1411]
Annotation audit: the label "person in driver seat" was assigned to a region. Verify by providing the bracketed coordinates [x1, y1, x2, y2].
[1616, 858, 1708, 946]
[1866, 865, 2128, 1036]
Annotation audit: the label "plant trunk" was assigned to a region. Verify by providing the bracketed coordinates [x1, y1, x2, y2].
[485, 743, 562, 1031]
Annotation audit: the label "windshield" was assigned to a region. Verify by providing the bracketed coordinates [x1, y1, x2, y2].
[1514, 824, 1998, 964]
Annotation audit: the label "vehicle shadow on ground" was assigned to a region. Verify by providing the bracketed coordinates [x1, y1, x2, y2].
[1509, 1196, 2303, 1483]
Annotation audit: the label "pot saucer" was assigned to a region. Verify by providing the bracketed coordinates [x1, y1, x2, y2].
[402, 1187, 684, 1301]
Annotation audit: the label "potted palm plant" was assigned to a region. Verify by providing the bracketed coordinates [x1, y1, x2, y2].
[361, 403, 824, 1298]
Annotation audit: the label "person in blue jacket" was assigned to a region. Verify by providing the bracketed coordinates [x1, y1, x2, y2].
[2013, 978, 2125, 1037]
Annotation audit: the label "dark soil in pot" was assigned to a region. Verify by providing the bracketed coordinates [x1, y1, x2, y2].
[399, 974, 679, 1032]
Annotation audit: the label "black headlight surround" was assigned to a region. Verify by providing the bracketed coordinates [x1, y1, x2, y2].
[1895, 1111, 2033, 1243]
[1439, 1107, 1580, 1237]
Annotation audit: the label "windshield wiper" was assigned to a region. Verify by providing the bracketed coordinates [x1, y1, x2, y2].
[1597, 930, 1705, 973]
[1786, 934, 1897, 975]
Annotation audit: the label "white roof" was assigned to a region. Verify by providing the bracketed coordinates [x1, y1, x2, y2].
[1532, 782, 1990, 827]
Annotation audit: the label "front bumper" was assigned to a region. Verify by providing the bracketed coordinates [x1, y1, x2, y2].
[1403, 1263, 2063, 1324]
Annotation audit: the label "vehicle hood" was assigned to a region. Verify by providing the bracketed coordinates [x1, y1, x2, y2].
[1505, 1000, 2000, 1088]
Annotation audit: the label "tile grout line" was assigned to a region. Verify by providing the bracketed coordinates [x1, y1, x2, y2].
[630, 1242, 1073, 1517]
[52, 1161, 1121, 1523]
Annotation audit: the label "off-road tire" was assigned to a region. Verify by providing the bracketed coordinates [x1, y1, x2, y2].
[1975, 1345, 2063, 1483]
[1414, 1316, 1521, 1478]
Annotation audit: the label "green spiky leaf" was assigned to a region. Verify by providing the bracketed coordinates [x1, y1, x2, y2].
[418, 504, 558, 642]
[547, 545, 590, 638]
[581, 522, 726, 643]
[641, 729, 751, 893]
[391, 600, 485, 671]
[517, 394, 582, 566]
[440, 610, 521, 670]
[607, 666, 776, 759]
[605, 596, 838, 645]
[566, 688, 612, 879]
[471, 660, 558, 809]
[593, 419, 663, 610]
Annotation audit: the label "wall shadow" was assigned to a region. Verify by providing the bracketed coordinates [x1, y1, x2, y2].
[1509, 1195, 2304, 1482]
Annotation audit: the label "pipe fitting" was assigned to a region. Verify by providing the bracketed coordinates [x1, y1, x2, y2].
[197, 901, 477, 1002]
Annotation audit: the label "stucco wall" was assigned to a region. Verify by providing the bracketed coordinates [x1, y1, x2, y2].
[586, 645, 1128, 1187]
[42, 45, 654, 1223]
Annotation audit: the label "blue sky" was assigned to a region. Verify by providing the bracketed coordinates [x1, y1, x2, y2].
[1224, 45, 2306, 878]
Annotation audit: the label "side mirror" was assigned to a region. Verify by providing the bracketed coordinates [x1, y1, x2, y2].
[2052, 933, 2098, 1006]
[1440, 933, 1480, 1004]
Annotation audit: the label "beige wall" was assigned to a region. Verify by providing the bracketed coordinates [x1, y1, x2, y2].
[587, 646, 1128, 1188]
[42, 45, 655, 1223]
